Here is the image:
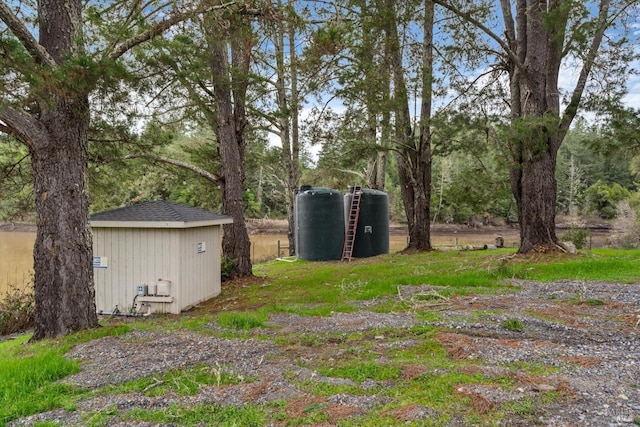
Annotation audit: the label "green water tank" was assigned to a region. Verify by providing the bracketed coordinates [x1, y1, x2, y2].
[344, 187, 389, 258]
[295, 186, 345, 261]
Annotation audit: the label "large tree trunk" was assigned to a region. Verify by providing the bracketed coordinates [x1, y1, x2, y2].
[287, 7, 300, 256]
[507, 0, 563, 253]
[509, 145, 559, 253]
[387, 0, 432, 251]
[210, 33, 252, 278]
[31, 97, 98, 340]
[31, 0, 97, 339]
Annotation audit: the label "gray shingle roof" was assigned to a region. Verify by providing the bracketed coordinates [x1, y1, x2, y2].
[90, 200, 231, 223]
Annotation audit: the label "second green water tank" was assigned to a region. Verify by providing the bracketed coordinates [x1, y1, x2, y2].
[344, 187, 389, 258]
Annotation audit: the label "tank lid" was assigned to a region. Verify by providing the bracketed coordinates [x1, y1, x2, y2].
[347, 187, 388, 196]
[299, 186, 341, 195]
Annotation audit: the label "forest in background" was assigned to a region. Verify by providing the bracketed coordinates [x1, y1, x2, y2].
[1, 116, 638, 231]
[2, 1, 638, 235]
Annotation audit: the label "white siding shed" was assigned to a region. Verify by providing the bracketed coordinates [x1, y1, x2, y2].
[90, 200, 233, 315]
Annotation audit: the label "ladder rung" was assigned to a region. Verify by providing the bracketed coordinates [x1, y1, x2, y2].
[342, 184, 364, 261]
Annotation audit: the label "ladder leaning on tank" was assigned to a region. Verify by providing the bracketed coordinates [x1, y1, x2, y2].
[342, 185, 362, 261]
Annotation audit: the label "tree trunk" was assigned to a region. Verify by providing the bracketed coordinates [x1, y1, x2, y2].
[287, 7, 300, 256]
[386, 0, 432, 251]
[414, 0, 434, 250]
[274, 0, 299, 257]
[507, 0, 563, 253]
[509, 144, 559, 253]
[30, 0, 97, 339]
[210, 35, 252, 277]
[31, 96, 98, 340]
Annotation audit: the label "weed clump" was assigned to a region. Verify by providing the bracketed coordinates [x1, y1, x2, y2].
[501, 318, 524, 332]
[559, 226, 589, 249]
[221, 256, 238, 282]
[217, 311, 266, 330]
[0, 285, 35, 336]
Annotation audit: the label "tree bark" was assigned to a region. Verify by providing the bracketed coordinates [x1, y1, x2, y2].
[30, 96, 98, 340]
[507, 0, 567, 253]
[210, 26, 253, 278]
[509, 147, 559, 253]
[273, 0, 300, 257]
[287, 5, 301, 256]
[386, 0, 432, 251]
[32, 0, 98, 339]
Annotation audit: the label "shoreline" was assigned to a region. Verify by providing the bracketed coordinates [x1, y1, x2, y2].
[0, 222, 36, 233]
[0, 219, 615, 236]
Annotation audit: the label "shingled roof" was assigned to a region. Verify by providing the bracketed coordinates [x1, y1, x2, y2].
[90, 200, 233, 228]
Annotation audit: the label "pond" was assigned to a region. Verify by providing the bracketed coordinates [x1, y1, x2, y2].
[0, 232, 36, 295]
[1, 229, 519, 296]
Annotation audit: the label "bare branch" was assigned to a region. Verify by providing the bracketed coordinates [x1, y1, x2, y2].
[124, 153, 222, 187]
[0, 0, 57, 67]
[499, 0, 516, 52]
[335, 168, 366, 180]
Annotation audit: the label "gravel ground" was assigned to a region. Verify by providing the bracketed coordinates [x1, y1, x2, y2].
[8, 279, 640, 426]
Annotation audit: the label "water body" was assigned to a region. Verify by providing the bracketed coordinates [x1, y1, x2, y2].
[0, 232, 36, 294]
[1, 230, 519, 296]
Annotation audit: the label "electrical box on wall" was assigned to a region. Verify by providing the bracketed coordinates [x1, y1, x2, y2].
[136, 284, 148, 296]
[135, 279, 174, 310]
[157, 279, 171, 296]
[147, 282, 157, 296]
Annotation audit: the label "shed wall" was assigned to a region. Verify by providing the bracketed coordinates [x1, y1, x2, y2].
[93, 225, 222, 315]
[93, 228, 181, 314]
[177, 226, 222, 310]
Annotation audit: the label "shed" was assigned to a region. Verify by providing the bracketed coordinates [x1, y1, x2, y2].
[90, 200, 233, 315]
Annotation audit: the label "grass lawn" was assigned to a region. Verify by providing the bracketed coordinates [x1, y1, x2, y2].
[2, 248, 640, 426]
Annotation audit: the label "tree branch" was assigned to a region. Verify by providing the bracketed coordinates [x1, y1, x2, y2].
[124, 153, 222, 187]
[0, 0, 57, 67]
[560, 0, 611, 134]
[108, 1, 263, 60]
[0, 106, 48, 151]
[433, 0, 519, 68]
[499, 0, 516, 52]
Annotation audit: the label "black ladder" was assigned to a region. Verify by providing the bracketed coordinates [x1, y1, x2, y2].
[342, 185, 362, 261]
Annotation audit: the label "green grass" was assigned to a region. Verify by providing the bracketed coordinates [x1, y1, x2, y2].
[502, 318, 525, 332]
[122, 404, 268, 426]
[251, 251, 513, 310]
[512, 249, 640, 283]
[0, 340, 83, 425]
[217, 310, 267, 330]
[252, 249, 640, 313]
[3, 248, 640, 425]
[101, 364, 247, 397]
[0, 325, 134, 426]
